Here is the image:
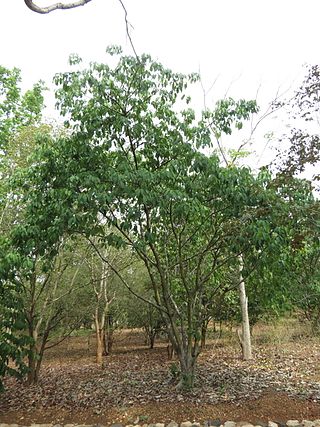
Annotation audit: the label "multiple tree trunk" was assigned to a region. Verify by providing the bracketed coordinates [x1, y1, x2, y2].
[25, 256, 81, 384]
[92, 255, 115, 366]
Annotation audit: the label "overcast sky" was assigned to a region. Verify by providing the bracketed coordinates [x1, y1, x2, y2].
[1, 0, 320, 169]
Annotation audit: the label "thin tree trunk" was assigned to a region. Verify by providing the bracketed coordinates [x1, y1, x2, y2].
[238, 255, 252, 360]
[94, 316, 104, 365]
[27, 342, 37, 385]
[200, 320, 208, 349]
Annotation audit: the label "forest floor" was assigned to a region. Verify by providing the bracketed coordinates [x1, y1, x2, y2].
[1, 322, 320, 425]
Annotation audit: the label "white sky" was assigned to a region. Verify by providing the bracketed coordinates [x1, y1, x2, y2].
[1, 0, 320, 171]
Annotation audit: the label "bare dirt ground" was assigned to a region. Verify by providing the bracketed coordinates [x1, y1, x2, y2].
[1, 325, 320, 425]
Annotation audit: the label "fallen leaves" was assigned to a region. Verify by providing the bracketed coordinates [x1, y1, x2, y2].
[1, 331, 320, 414]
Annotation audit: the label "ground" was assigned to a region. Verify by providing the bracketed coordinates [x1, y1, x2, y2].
[1, 323, 320, 425]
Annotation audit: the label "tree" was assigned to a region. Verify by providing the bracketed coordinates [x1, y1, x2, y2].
[277, 64, 320, 185]
[19, 48, 285, 389]
[241, 174, 320, 332]
[86, 239, 131, 365]
[20, 238, 92, 384]
[123, 264, 165, 349]
[24, 0, 93, 14]
[0, 66, 45, 390]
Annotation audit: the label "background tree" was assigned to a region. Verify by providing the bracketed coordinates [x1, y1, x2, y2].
[277, 64, 320, 186]
[19, 237, 93, 385]
[0, 66, 45, 390]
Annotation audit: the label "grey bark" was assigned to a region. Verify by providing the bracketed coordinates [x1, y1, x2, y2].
[24, 0, 93, 14]
[238, 255, 253, 360]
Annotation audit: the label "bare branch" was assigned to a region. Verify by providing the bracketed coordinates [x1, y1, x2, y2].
[87, 237, 169, 314]
[24, 0, 93, 14]
[117, 0, 139, 59]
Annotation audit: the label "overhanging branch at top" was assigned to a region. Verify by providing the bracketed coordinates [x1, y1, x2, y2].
[24, 0, 93, 14]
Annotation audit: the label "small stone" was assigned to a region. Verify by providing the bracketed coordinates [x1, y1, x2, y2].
[191, 424, 201, 427]
[225, 422, 236, 427]
[237, 423, 254, 427]
[65, 424, 75, 427]
[204, 421, 222, 427]
[155, 424, 165, 427]
[268, 422, 278, 427]
[286, 422, 300, 427]
[314, 423, 320, 427]
[302, 422, 314, 427]
[167, 422, 179, 427]
[181, 422, 193, 427]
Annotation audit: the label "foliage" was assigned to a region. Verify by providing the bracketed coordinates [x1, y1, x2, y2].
[0, 66, 45, 389]
[277, 64, 320, 184]
[0, 66, 44, 151]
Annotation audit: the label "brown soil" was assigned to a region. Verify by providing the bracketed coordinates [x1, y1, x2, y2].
[1, 328, 320, 425]
[1, 393, 320, 425]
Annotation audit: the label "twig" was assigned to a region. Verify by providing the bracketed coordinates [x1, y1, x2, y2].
[117, 0, 139, 60]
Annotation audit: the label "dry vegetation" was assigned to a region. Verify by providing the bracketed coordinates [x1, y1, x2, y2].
[1, 319, 320, 425]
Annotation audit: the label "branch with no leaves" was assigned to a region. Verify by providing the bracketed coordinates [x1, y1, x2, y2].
[87, 237, 168, 314]
[24, 0, 93, 14]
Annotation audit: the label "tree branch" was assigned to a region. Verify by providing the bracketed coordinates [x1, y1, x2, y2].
[24, 0, 93, 14]
[87, 237, 169, 314]
[118, 0, 139, 59]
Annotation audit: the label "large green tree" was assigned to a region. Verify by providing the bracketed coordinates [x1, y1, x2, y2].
[16, 49, 289, 389]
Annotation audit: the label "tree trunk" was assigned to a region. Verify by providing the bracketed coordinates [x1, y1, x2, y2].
[96, 330, 103, 365]
[177, 351, 196, 390]
[149, 331, 155, 349]
[238, 256, 252, 360]
[95, 315, 104, 365]
[103, 326, 114, 355]
[34, 352, 44, 384]
[200, 321, 207, 349]
[27, 342, 37, 385]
